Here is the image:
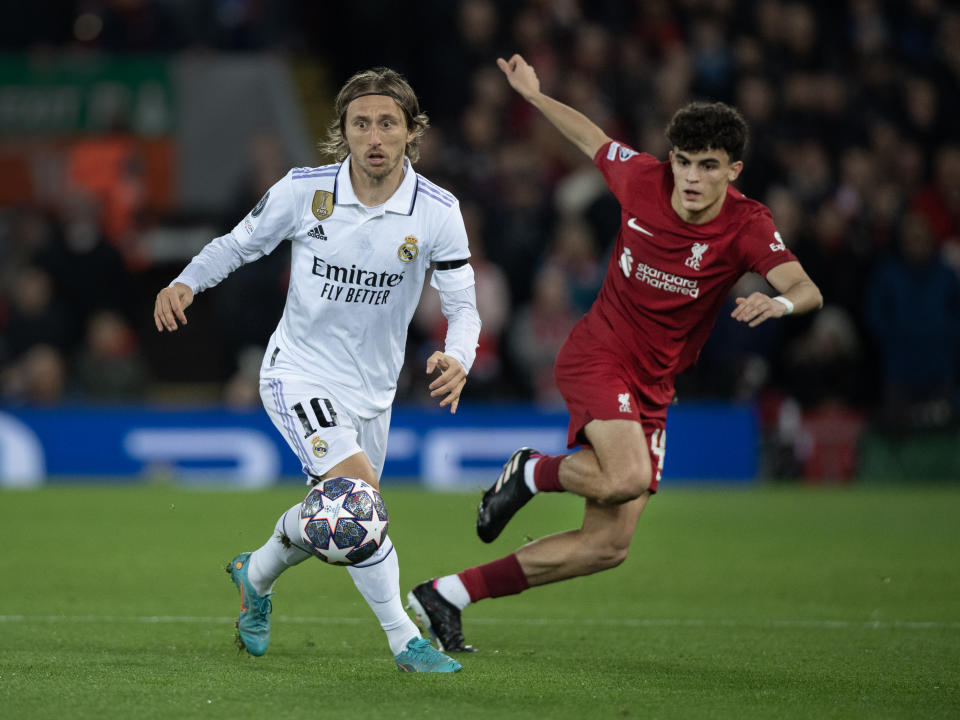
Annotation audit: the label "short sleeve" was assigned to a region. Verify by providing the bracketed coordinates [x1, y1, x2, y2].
[593, 141, 661, 206]
[427, 204, 473, 291]
[430, 263, 475, 292]
[429, 203, 471, 263]
[738, 206, 798, 276]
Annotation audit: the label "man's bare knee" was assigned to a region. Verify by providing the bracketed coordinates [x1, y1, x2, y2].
[578, 519, 636, 572]
[596, 468, 651, 504]
[589, 538, 632, 571]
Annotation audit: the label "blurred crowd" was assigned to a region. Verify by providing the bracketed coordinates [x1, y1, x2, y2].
[2, 1, 960, 478]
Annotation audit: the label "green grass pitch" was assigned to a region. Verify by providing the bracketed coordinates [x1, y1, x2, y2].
[1, 483, 958, 719]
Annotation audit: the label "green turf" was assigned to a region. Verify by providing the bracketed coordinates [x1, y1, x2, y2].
[1, 483, 958, 719]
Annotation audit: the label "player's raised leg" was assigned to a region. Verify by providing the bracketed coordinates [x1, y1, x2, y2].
[478, 418, 652, 542]
[544, 419, 654, 503]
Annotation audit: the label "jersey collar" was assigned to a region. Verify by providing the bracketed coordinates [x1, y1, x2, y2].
[334, 155, 418, 216]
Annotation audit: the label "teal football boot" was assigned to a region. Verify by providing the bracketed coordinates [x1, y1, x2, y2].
[394, 637, 463, 673]
[226, 552, 272, 656]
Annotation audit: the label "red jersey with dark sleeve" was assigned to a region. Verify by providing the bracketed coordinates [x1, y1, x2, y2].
[584, 140, 797, 384]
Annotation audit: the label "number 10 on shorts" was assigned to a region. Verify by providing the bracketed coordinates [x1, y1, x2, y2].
[292, 398, 339, 438]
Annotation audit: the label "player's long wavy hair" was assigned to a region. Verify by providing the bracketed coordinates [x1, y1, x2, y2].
[318, 67, 430, 163]
[666, 102, 748, 162]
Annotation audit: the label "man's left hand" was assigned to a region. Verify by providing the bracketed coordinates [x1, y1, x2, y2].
[731, 292, 789, 327]
[426, 352, 467, 414]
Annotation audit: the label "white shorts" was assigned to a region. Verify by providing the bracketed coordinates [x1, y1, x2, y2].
[259, 371, 391, 481]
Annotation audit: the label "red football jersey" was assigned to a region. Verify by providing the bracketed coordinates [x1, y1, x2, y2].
[583, 140, 797, 385]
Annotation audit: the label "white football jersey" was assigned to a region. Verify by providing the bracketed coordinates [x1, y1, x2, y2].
[175, 156, 474, 417]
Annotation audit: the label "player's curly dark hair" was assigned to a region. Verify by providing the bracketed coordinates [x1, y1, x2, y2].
[665, 102, 748, 162]
[318, 67, 430, 162]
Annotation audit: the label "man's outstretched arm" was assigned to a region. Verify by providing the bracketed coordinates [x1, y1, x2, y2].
[732, 261, 824, 328]
[497, 54, 611, 159]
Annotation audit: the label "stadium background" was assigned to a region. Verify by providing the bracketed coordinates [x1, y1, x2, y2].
[1, 0, 959, 486]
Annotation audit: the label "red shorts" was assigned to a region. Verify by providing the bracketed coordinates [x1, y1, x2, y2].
[553, 324, 672, 491]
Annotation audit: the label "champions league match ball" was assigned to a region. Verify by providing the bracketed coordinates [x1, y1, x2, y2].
[299, 477, 389, 565]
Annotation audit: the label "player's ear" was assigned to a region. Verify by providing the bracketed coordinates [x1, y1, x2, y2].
[728, 160, 743, 182]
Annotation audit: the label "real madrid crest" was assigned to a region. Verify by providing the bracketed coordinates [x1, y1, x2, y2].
[312, 190, 334, 221]
[311, 436, 328, 458]
[398, 235, 418, 263]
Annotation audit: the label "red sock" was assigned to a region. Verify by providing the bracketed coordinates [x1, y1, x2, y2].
[533, 453, 566, 492]
[457, 554, 530, 602]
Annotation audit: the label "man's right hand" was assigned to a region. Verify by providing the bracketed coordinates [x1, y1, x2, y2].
[497, 54, 541, 101]
[496, 52, 609, 159]
[154, 282, 194, 332]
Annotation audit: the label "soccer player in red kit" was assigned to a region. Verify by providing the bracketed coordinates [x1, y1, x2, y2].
[407, 54, 823, 652]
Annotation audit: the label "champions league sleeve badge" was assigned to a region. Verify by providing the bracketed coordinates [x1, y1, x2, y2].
[398, 235, 418, 263]
[251, 191, 269, 217]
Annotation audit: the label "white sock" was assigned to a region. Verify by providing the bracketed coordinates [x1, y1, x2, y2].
[247, 503, 312, 595]
[347, 537, 420, 656]
[435, 574, 471, 611]
[524, 457, 540, 495]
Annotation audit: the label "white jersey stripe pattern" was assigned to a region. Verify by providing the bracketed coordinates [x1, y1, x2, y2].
[417, 183, 454, 208]
[269, 378, 311, 470]
[417, 177, 456, 203]
[292, 169, 340, 180]
[292, 163, 341, 176]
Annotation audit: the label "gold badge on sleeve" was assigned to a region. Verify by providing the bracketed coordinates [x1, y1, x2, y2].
[312, 191, 334, 221]
[398, 235, 418, 263]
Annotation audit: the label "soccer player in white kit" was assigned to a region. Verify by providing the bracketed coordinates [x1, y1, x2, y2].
[154, 68, 480, 673]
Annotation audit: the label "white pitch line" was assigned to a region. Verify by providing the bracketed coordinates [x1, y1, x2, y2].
[0, 615, 957, 630]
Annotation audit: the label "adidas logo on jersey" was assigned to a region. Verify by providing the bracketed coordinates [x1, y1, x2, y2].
[308, 224, 327, 241]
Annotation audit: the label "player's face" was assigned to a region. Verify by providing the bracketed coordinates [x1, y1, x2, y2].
[669, 148, 743, 224]
[343, 95, 414, 183]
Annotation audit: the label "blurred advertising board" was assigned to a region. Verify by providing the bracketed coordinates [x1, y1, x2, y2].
[0, 405, 757, 489]
[0, 55, 174, 135]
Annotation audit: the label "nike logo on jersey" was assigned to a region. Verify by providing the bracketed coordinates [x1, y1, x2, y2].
[627, 218, 654, 236]
[308, 225, 327, 241]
